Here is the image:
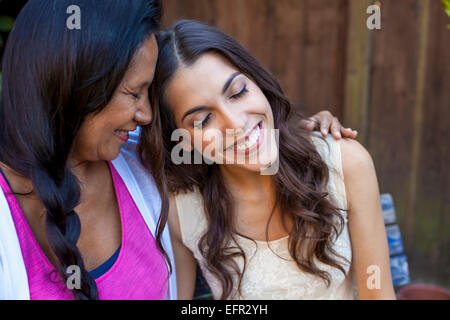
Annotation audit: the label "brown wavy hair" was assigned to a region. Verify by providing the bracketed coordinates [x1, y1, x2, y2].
[140, 20, 349, 299]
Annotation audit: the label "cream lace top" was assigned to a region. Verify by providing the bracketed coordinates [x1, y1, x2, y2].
[174, 133, 357, 300]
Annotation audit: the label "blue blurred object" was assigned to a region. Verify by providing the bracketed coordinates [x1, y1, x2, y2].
[381, 194, 397, 224]
[381, 194, 411, 288]
[386, 225, 405, 256]
[390, 254, 411, 287]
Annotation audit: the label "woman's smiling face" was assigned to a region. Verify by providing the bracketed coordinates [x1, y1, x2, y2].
[166, 52, 279, 172]
[70, 35, 158, 163]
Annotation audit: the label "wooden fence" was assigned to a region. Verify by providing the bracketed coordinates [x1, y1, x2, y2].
[161, 0, 450, 289]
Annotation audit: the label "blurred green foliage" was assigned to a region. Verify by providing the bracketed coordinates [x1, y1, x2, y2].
[442, 0, 450, 28]
[0, 15, 15, 46]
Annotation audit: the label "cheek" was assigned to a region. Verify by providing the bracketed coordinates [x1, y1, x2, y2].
[73, 117, 117, 159]
[187, 129, 223, 160]
[74, 125, 101, 155]
[249, 87, 272, 113]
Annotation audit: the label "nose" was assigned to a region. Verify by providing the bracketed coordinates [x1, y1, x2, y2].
[219, 105, 247, 135]
[134, 95, 153, 126]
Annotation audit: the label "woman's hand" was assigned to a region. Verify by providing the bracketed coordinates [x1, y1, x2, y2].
[300, 110, 358, 140]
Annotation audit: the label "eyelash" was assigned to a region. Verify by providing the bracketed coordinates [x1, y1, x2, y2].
[131, 93, 140, 100]
[195, 113, 212, 129]
[231, 84, 248, 99]
[194, 85, 249, 129]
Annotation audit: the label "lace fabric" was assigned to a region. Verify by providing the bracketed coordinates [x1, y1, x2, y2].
[175, 133, 357, 300]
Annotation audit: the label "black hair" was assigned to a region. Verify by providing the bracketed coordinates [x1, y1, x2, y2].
[0, 0, 162, 300]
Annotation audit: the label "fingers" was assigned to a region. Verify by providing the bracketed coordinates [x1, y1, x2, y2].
[304, 110, 358, 140]
[331, 118, 358, 140]
[319, 116, 332, 137]
[341, 127, 358, 139]
[330, 117, 342, 139]
[300, 118, 319, 131]
[319, 112, 358, 140]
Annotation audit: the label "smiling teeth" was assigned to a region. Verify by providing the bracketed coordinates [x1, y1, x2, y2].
[236, 125, 260, 151]
[115, 130, 129, 136]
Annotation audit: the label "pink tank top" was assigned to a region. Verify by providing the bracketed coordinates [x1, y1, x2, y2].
[0, 162, 168, 300]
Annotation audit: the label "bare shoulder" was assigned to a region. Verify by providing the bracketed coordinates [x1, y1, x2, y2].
[339, 138, 376, 180]
[339, 138, 381, 213]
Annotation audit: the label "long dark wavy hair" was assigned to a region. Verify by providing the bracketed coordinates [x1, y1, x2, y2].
[141, 19, 350, 299]
[0, 0, 164, 300]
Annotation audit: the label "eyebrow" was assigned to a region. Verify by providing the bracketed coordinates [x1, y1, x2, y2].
[181, 72, 242, 123]
[222, 72, 241, 94]
[181, 105, 208, 122]
[130, 81, 152, 91]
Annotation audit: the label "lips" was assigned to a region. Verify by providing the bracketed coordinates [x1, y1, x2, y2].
[114, 129, 133, 142]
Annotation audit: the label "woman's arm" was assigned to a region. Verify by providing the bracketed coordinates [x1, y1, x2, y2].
[168, 193, 197, 300]
[340, 138, 396, 300]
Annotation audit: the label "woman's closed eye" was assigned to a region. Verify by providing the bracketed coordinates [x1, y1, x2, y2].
[230, 84, 248, 100]
[194, 113, 212, 129]
[193, 84, 248, 129]
[123, 88, 141, 100]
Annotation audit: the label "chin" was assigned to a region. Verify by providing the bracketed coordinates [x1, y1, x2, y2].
[98, 148, 122, 162]
[220, 148, 279, 173]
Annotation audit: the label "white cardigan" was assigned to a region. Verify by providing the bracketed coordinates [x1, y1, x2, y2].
[0, 129, 177, 300]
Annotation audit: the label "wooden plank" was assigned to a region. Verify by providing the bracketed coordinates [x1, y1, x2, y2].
[405, 0, 430, 272]
[343, 0, 373, 146]
[161, 0, 217, 27]
[268, 0, 307, 112]
[366, 0, 421, 285]
[298, 0, 349, 118]
[412, 0, 450, 288]
[161, 0, 348, 119]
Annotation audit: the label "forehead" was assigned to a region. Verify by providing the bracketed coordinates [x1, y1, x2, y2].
[123, 34, 159, 84]
[166, 52, 238, 105]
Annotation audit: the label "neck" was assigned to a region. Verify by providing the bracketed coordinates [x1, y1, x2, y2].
[68, 157, 103, 181]
[219, 164, 291, 239]
[220, 164, 275, 204]
[67, 158, 110, 204]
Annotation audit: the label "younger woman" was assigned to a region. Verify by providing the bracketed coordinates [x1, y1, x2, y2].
[141, 20, 396, 300]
